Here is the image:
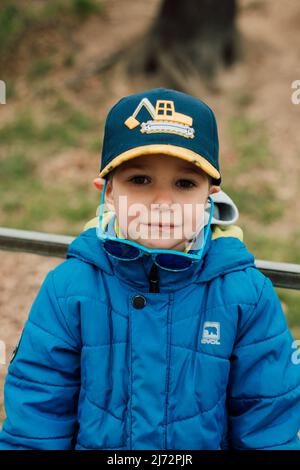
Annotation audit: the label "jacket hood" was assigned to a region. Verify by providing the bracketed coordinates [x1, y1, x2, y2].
[66, 226, 255, 292]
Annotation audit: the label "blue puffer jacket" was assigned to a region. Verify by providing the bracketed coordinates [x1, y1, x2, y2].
[1, 225, 300, 450]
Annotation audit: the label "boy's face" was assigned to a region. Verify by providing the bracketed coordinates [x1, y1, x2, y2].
[101, 154, 220, 252]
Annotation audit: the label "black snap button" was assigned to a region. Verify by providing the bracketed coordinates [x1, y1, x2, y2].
[132, 294, 146, 309]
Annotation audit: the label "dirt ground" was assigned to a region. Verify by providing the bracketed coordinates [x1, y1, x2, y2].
[0, 252, 63, 424]
[1, 0, 300, 427]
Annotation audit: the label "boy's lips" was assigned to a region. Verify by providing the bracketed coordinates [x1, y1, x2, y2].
[146, 223, 178, 230]
[139, 222, 177, 228]
[150, 224, 174, 227]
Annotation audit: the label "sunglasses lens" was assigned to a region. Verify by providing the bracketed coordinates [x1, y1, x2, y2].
[104, 239, 140, 260]
[155, 253, 192, 271]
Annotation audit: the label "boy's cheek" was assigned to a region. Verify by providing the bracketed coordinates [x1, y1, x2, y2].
[183, 213, 204, 238]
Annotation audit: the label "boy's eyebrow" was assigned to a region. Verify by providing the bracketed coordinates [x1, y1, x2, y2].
[177, 165, 205, 176]
[122, 163, 152, 171]
[123, 162, 205, 176]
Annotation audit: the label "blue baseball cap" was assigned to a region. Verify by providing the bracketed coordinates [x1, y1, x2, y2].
[98, 87, 221, 185]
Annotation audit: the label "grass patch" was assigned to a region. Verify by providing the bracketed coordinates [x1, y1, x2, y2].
[0, 0, 105, 59]
[88, 136, 102, 153]
[64, 53, 76, 68]
[222, 184, 284, 225]
[0, 176, 96, 232]
[0, 99, 101, 233]
[51, 97, 73, 114]
[242, 229, 300, 264]
[0, 3, 33, 57]
[43, 0, 104, 21]
[276, 288, 300, 331]
[72, 0, 103, 18]
[233, 92, 254, 109]
[65, 110, 96, 132]
[0, 104, 97, 148]
[51, 97, 97, 131]
[58, 189, 96, 223]
[0, 112, 76, 147]
[0, 113, 38, 144]
[27, 59, 54, 81]
[38, 122, 77, 146]
[5, 79, 16, 100]
[228, 115, 270, 173]
[0, 152, 36, 182]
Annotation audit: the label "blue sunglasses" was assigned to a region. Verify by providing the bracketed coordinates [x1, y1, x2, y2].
[96, 178, 214, 272]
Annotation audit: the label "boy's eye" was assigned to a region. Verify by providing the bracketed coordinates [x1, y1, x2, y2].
[128, 176, 196, 189]
[129, 175, 150, 185]
[176, 179, 196, 189]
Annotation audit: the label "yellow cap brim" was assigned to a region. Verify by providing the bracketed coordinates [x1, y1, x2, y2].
[98, 144, 221, 181]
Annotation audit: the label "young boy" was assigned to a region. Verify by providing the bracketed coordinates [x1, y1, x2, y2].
[1, 87, 300, 450]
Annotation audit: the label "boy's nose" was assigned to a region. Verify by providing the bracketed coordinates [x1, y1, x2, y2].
[151, 189, 174, 207]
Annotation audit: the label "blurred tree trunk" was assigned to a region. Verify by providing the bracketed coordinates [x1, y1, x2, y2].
[127, 0, 240, 90]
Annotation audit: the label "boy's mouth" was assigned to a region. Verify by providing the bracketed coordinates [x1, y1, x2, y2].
[145, 222, 177, 228]
[145, 223, 178, 233]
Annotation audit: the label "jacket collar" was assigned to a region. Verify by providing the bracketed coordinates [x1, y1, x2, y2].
[106, 224, 213, 292]
[67, 223, 255, 293]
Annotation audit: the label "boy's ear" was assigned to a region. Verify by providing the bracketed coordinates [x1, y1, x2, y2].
[209, 185, 221, 195]
[93, 177, 114, 207]
[93, 177, 105, 191]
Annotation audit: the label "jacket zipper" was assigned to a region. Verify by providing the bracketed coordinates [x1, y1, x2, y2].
[149, 263, 159, 293]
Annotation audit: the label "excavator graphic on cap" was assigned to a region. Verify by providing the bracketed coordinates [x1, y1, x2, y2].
[124, 98, 195, 139]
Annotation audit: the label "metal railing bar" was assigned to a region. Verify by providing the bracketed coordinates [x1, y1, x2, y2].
[0, 227, 300, 290]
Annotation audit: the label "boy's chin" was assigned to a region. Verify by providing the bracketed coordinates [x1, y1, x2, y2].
[136, 237, 188, 252]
